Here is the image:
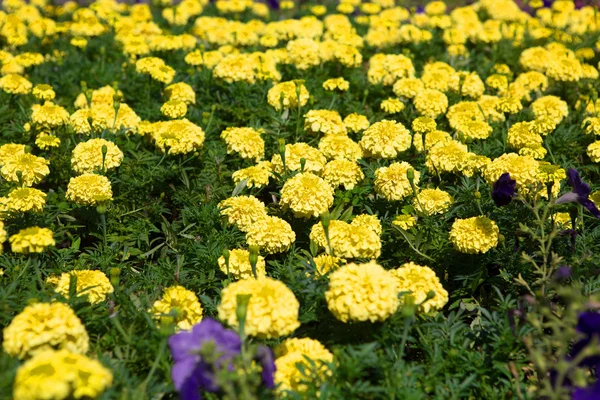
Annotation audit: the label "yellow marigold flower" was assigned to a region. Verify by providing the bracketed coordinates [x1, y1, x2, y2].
[360, 120, 411, 159]
[554, 212, 575, 229]
[218, 277, 300, 338]
[537, 162, 566, 184]
[32, 84, 55, 101]
[584, 117, 600, 136]
[232, 161, 272, 189]
[280, 0, 294, 9]
[310, 220, 381, 259]
[246, 216, 296, 254]
[323, 77, 349, 91]
[587, 141, 600, 163]
[374, 162, 419, 201]
[368, 54, 415, 86]
[185, 49, 223, 68]
[456, 120, 493, 141]
[219, 195, 267, 232]
[318, 134, 363, 161]
[576, 48, 595, 60]
[287, 38, 321, 70]
[530, 117, 557, 136]
[150, 285, 203, 331]
[31, 101, 70, 128]
[495, 96, 522, 114]
[221, 127, 265, 161]
[304, 109, 347, 136]
[164, 82, 196, 105]
[71, 138, 123, 174]
[391, 262, 448, 313]
[0, 143, 26, 166]
[271, 143, 327, 175]
[412, 116, 437, 134]
[393, 214, 417, 230]
[1, 153, 49, 186]
[351, 214, 382, 235]
[413, 188, 453, 216]
[13, 349, 112, 400]
[425, 0, 446, 15]
[70, 37, 88, 48]
[462, 153, 491, 178]
[310, 4, 326, 15]
[590, 190, 600, 206]
[449, 216, 499, 254]
[546, 57, 583, 82]
[531, 95, 568, 124]
[50, 270, 114, 304]
[275, 338, 333, 393]
[312, 254, 344, 276]
[393, 77, 425, 99]
[218, 248, 266, 280]
[6, 187, 46, 213]
[268, 81, 310, 111]
[280, 172, 334, 218]
[0, 220, 7, 245]
[425, 140, 468, 174]
[10, 226, 55, 254]
[66, 173, 113, 206]
[483, 153, 540, 189]
[507, 122, 541, 150]
[462, 72, 485, 98]
[337, 2, 354, 13]
[0, 73, 32, 94]
[413, 88, 448, 118]
[150, 119, 205, 155]
[160, 100, 187, 119]
[380, 98, 405, 114]
[35, 133, 61, 150]
[343, 113, 370, 133]
[325, 261, 399, 322]
[323, 159, 364, 190]
[3, 302, 89, 359]
[485, 74, 509, 92]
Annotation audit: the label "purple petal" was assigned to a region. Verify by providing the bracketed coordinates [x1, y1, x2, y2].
[578, 312, 600, 335]
[169, 331, 201, 363]
[580, 198, 600, 219]
[172, 358, 198, 392]
[255, 345, 276, 388]
[567, 168, 591, 198]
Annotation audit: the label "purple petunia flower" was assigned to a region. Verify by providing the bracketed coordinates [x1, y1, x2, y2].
[572, 380, 600, 400]
[168, 318, 242, 400]
[492, 173, 517, 207]
[555, 169, 600, 218]
[255, 345, 276, 388]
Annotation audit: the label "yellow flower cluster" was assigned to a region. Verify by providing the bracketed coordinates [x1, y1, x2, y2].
[218, 276, 300, 338]
[246, 216, 296, 254]
[150, 285, 203, 331]
[267, 80, 309, 111]
[147, 118, 205, 155]
[360, 120, 411, 159]
[271, 143, 327, 175]
[413, 188, 454, 216]
[275, 338, 333, 393]
[218, 248, 267, 280]
[310, 216, 382, 259]
[374, 162, 419, 201]
[9, 226, 55, 254]
[326, 261, 399, 322]
[221, 127, 265, 161]
[71, 138, 123, 174]
[3, 302, 89, 359]
[391, 262, 448, 313]
[1, 153, 50, 186]
[304, 109, 347, 136]
[449, 216, 500, 254]
[5, 187, 46, 213]
[280, 172, 334, 218]
[66, 173, 113, 206]
[219, 195, 267, 232]
[50, 270, 114, 304]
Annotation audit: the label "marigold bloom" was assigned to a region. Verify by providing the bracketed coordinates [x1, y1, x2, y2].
[50, 270, 114, 304]
[218, 248, 266, 280]
[310, 220, 381, 259]
[32, 84, 55, 101]
[232, 161, 272, 189]
[267, 81, 309, 111]
[150, 285, 203, 331]
[343, 113, 370, 133]
[323, 77, 349, 91]
[218, 277, 300, 338]
[280, 172, 334, 218]
[318, 134, 363, 161]
[35, 133, 61, 150]
[380, 98, 405, 113]
[221, 127, 264, 161]
[6, 187, 46, 213]
[9, 226, 55, 254]
[360, 120, 411, 159]
[393, 214, 417, 230]
[413, 89, 448, 118]
[449, 216, 499, 254]
[374, 162, 419, 201]
[246, 216, 296, 254]
[13, 349, 113, 400]
[1, 153, 50, 186]
[275, 338, 333, 393]
[0, 73, 32, 94]
[413, 188, 453, 216]
[323, 159, 364, 190]
[326, 261, 399, 322]
[161, 100, 187, 119]
[71, 138, 123, 174]
[271, 143, 327, 175]
[0, 143, 26, 166]
[3, 302, 89, 359]
[218, 195, 267, 232]
[391, 262, 448, 313]
[587, 141, 600, 163]
[66, 174, 113, 206]
[31, 102, 70, 128]
[304, 109, 347, 136]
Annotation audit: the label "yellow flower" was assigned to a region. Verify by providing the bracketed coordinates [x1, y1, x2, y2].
[413, 188, 454, 216]
[323, 77, 349, 92]
[588, 141, 600, 163]
[280, 172, 334, 218]
[449, 216, 499, 254]
[221, 127, 265, 161]
[275, 338, 333, 393]
[218, 195, 268, 232]
[304, 109, 347, 136]
[318, 134, 363, 161]
[232, 161, 272, 189]
[32, 84, 55, 101]
[425, 140, 468, 174]
[50, 270, 114, 304]
[391, 262, 448, 313]
[218, 249, 266, 280]
[393, 77, 425, 99]
[70, 37, 88, 48]
[326, 261, 399, 322]
[0, 74, 32, 94]
[164, 82, 196, 104]
[161, 100, 187, 119]
[323, 159, 364, 190]
[393, 214, 417, 230]
[343, 113, 370, 133]
[35, 133, 61, 150]
[3, 302, 89, 359]
[380, 98, 405, 113]
[6, 187, 46, 213]
[412, 117, 437, 134]
[309, 220, 381, 259]
[31, 101, 70, 128]
[246, 216, 296, 254]
[9, 226, 55, 254]
[267, 81, 310, 111]
[71, 138, 123, 174]
[374, 162, 419, 201]
[13, 349, 113, 400]
[150, 285, 203, 331]
[483, 153, 540, 189]
[0, 153, 50, 186]
[531, 95, 569, 124]
[218, 277, 300, 338]
[66, 174, 113, 206]
[271, 143, 327, 176]
[351, 214, 382, 235]
[150, 119, 205, 155]
[312, 254, 345, 276]
[0, 143, 26, 166]
[360, 120, 411, 159]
